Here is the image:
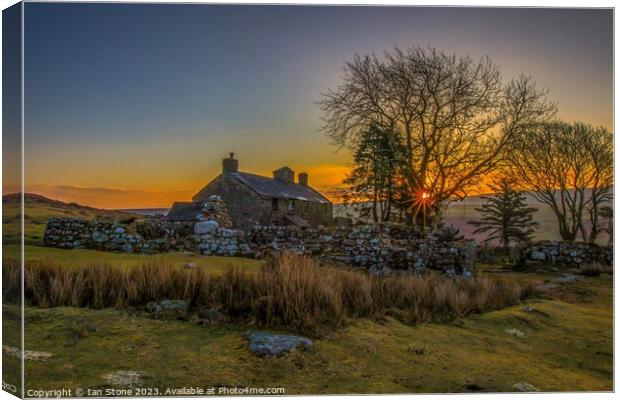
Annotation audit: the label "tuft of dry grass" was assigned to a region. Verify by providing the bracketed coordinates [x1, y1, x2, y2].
[579, 262, 611, 277]
[3, 253, 537, 334]
[2, 258, 22, 305]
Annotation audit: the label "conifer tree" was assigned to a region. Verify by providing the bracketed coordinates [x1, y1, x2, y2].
[342, 125, 404, 223]
[468, 178, 539, 252]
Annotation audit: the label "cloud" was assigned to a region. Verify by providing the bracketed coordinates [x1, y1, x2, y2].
[21, 184, 195, 209]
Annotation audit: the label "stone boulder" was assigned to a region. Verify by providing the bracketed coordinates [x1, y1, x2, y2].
[194, 220, 219, 235]
[247, 332, 313, 357]
[146, 300, 188, 320]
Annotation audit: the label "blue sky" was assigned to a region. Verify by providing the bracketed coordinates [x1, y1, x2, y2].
[9, 4, 613, 207]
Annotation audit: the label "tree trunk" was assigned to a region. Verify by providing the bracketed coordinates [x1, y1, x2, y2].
[588, 199, 599, 244]
[372, 191, 378, 224]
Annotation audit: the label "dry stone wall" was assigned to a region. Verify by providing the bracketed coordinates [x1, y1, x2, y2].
[247, 225, 476, 276]
[192, 195, 251, 256]
[42, 194, 614, 277]
[45, 195, 243, 255]
[519, 241, 612, 268]
[43, 196, 476, 276]
[194, 220, 251, 256]
[43, 217, 476, 276]
[44, 217, 195, 254]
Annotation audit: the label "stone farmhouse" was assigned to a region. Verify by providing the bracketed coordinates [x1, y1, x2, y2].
[167, 154, 333, 231]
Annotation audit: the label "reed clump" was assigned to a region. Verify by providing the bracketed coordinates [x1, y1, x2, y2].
[3, 253, 537, 333]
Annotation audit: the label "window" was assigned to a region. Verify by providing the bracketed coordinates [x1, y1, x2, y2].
[272, 198, 279, 211]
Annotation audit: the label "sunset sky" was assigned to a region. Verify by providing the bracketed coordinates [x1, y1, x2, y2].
[5, 4, 613, 209]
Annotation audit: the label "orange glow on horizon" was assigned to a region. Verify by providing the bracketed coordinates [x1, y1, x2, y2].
[7, 166, 536, 210]
[12, 163, 353, 209]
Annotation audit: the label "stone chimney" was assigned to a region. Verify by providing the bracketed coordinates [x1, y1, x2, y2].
[222, 152, 238, 173]
[298, 172, 308, 186]
[273, 166, 294, 184]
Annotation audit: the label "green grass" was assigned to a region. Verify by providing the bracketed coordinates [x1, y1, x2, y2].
[3, 195, 262, 274]
[6, 271, 612, 394]
[3, 244, 262, 274]
[4, 194, 613, 393]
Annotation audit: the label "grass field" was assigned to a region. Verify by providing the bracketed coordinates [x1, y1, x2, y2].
[3, 244, 262, 273]
[2, 194, 613, 394]
[4, 270, 612, 394]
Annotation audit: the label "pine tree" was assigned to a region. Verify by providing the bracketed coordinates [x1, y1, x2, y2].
[342, 125, 404, 223]
[468, 178, 539, 252]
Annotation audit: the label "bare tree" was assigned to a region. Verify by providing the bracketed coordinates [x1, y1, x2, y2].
[580, 124, 614, 243]
[319, 46, 555, 226]
[508, 122, 613, 242]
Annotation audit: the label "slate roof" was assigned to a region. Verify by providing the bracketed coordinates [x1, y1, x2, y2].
[166, 202, 203, 221]
[230, 172, 331, 204]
